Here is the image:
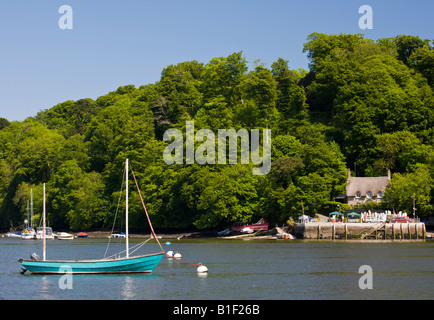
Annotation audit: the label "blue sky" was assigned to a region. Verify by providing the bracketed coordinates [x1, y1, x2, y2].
[1, 0, 432, 121]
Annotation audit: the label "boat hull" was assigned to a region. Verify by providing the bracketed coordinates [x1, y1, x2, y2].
[230, 223, 268, 232]
[36, 235, 55, 240]
[230, 218, 269, 232]
[21, 234, 35, 240]
[20, 252, 164, 274]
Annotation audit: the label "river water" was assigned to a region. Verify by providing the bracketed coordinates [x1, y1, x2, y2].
[1, 237, 433, 300]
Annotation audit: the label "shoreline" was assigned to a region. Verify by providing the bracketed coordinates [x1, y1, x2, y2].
[2, 224, 433, 240]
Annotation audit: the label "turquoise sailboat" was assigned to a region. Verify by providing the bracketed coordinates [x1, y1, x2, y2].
[19, 159, 165, 274]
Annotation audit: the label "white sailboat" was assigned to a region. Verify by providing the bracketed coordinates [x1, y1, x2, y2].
[21, 190, 36, 240]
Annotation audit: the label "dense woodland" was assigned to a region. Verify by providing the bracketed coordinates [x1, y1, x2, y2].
[0, 33, 433, 231]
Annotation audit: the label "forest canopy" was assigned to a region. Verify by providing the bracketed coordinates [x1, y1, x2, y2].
[0, 33, 432, 231]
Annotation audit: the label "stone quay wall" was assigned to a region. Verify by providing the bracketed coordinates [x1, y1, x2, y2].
[293, 222, 426, 240]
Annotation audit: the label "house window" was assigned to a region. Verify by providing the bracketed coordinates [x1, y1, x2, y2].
[377, 191, 383, 199]
[366, 191, 372, 199]
[355, 191, 361, 198]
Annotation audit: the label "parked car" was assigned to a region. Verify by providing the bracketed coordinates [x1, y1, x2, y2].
[391, 217, 411, 223]
[364, 216, 381, 223]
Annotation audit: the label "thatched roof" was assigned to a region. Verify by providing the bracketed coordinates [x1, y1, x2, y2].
[346, 176, 390, 197]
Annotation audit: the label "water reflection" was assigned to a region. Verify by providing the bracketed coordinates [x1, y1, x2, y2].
[39, 276, 53, 299]
[121, 276, 134, 300]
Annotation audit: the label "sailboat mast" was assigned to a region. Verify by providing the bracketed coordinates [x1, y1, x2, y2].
[42, 183, 46, 261]
[26, 200, 29, 228]
[125, 159, 129, 258]
[30, 189, 33, 229]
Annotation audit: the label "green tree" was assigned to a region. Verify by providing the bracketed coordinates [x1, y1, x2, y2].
[303, 32, 369, 71]
[9, 121, 65, 182]
[85, 103, 133, 172]
[384, 164, 433, 218]
[36, 98, 99, 137]
[271, 58, 309, 131]
[191, 165, 262, 229]
[241, 64, 277, 119]
[267, 129, 347, 220]
[0, 118, 10, 130]
[200, 51, 248, 104]
[304, 34, 433, 174]
[159, 61, 203, 122]
[194, 96, 233, 130]
[390, 35, 430, 66]
[49, 160, 108, 229]
[408, 44, 434, 87]
[370, 131, 433, 175]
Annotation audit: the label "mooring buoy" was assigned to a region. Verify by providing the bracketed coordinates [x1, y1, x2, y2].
[197, 263, 208, 273]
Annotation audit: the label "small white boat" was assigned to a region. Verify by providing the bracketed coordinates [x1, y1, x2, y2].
[5, 231, 22, 238]
[36, 227, 54, 240]
[21, 228, 36, 240]
[55, 232, 74, 240]
[111, 232, 126, 238]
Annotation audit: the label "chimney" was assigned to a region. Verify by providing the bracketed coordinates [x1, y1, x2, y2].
[347, 168, 351, 180]
[387, 169, 391, 179]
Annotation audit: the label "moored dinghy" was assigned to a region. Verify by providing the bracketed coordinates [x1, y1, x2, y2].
[19, 159, 165, 274]
[55, 232, 74, 240]
[111, 232, 126, 238]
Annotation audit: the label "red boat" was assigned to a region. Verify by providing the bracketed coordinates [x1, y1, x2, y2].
[230, 218, 269, 232]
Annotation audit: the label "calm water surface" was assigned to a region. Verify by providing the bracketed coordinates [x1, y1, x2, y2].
[1, 237, 433, 300]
